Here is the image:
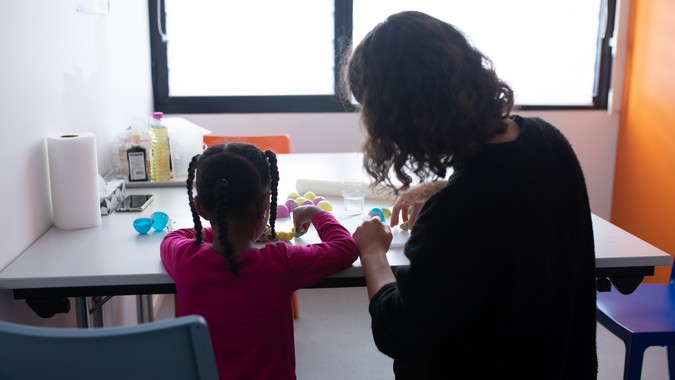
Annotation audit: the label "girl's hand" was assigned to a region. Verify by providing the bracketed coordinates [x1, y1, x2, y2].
[292, 205, 324, 235]
[390, 180, 447, 227]
[353, 217, 393, 259]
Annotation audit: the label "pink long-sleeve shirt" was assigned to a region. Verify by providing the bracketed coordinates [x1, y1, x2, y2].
[160, 211, 358, 380]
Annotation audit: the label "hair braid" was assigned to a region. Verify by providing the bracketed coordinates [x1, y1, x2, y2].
[265, 150, 279, 239]
[215, 179, 240, 277]
[186, 154, 203, 244]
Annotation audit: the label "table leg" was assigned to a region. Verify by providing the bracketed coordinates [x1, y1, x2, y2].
[75, 297, 89, 328]
[136, 294, 154, 323]
[90, 296, 104, 327]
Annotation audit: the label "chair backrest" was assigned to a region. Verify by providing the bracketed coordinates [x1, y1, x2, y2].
[0, 315, 218, 380]
[203, 134, 291, 154]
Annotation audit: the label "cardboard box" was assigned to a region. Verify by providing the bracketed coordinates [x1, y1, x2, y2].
[100, 179, 126, 215]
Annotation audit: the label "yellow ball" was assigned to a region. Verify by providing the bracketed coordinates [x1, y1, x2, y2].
[317, 200, 333, 211]
[276, 231, 292, 241]
[303, 191, 316, 200]
[381, 207, 392, 218]
[295, 197, 307, 206]
[287, 192, 299, 199]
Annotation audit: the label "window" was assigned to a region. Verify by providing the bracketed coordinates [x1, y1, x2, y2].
[149, 0, 616, 113]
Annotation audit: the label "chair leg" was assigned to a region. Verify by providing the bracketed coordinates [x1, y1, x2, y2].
[623, 339, 646, 380]
[292, 291, 299, 319]
[667, 345, 675, 379]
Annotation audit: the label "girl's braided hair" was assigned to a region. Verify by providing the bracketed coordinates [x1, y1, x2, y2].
[186, 142, 279, 276]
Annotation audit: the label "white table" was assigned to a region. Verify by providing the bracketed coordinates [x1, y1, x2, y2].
[0, 153, 671, 325]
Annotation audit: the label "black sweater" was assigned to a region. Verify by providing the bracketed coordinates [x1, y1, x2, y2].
[370, 116, 597, 379]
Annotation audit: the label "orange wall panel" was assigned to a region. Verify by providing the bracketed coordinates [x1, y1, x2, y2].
[612, 0, 675, 282]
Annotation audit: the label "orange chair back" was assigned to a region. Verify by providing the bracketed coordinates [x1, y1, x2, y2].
[203, 134, 291, 154]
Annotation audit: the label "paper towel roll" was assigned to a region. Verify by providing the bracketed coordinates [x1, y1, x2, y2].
[48, 133, 102, 230]
[295, 178, 395, 201]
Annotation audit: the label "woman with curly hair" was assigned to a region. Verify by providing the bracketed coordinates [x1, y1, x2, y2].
[345, 11, 597, 379]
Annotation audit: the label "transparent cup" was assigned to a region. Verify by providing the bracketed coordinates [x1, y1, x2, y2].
[342, 179, 367, 214]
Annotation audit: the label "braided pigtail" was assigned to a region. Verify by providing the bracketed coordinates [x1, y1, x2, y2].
[186, 154, 204, 244]
[265, 150, 279, 239]
[215, 179, 240, 277]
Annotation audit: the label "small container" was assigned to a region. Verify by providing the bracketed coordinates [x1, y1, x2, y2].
[342, 179, 367, 214]
[127, 133, 148, 182]
[133, 217, 153, 234]
[151, 211, 169, 231]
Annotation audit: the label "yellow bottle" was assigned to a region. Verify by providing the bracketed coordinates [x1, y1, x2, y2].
[148, 112, 172, 182]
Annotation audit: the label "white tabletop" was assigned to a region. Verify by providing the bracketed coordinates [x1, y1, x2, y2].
[0, 152, 671, 293]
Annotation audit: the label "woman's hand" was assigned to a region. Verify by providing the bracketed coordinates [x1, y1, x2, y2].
[390, 180, 447, 228]
[353, 217, 393, 259]
[353, 217, 394, 299]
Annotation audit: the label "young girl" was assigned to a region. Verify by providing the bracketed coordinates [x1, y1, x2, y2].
[160, 143, 359, 380]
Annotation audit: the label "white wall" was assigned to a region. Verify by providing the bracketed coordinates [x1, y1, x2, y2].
[178, 109, 619, 219]
[0, 0, 153, 325]
[0, 1, 621, 326]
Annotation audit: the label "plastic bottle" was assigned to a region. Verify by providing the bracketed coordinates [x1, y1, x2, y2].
[126, 133, 148, 182]
[148, 112, 172, 182]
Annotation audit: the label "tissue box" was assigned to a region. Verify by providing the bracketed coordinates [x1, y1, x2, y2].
[100, 179, 126, 215]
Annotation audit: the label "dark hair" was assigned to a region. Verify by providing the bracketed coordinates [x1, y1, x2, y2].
[186, 142, 279, 276]
[341, 11, 514, 192]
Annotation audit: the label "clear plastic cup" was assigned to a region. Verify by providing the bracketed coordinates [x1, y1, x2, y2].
[342, 179, 367, 214]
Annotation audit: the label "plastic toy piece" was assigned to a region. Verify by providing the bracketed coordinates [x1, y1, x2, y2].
[368, 207, 385, 222]
[285, 198, 298, 212]
[151, 211, 169, 231]
[400, 221, 410, 231]
[317, 200, 333, 211]
[275, 230, 295, 242]
[256, 225, 297, 242]
[133, 217, 152, 234]
[276, 204, 291, 218]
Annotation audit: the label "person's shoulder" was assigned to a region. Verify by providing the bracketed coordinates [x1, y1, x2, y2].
[512, 114, 567, 140]
[512, 114, 555, 129]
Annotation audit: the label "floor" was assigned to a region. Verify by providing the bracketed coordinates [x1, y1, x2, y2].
[157, 287, 670, 379]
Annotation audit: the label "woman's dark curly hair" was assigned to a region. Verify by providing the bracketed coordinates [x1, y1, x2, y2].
[185, 142, 279, 277]
[341, 11, 514, 192]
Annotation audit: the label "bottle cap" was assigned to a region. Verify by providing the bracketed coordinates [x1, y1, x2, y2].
[152, 112, 164, 119]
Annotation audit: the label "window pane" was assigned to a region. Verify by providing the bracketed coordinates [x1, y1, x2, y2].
[353, 0, 602, 106]
[164, 0, 335, 96]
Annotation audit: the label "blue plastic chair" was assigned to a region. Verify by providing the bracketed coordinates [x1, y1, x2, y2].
[596, 258, 675, 380]
[0, 315, 218, 380]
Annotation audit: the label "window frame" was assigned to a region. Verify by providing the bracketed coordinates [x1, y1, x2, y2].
[148, 0, 616, 114]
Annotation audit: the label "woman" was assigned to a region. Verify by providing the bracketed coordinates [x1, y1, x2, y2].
[345, 11, 597, 379]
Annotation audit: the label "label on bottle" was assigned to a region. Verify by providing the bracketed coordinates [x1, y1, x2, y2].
[128, 149, 148, 181]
